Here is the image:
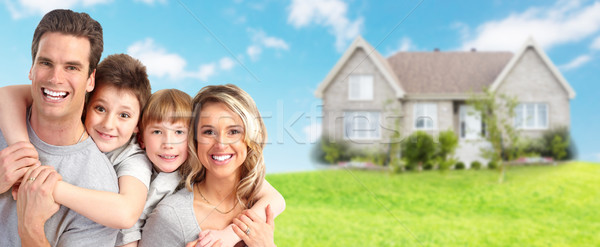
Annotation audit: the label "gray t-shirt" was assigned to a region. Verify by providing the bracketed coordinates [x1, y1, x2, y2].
[139, 188, 201, 247]
[0, 115, 119, 246]
[106, 136, 152, 190]
[116, 169, 181, 246]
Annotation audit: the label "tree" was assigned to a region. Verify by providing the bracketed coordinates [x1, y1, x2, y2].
[468, 88, 520, 183]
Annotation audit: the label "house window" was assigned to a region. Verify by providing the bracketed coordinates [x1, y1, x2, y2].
[414, 103, 437, 130]
[514, 103, 548, 129]
[348, 75, 373, 100]
[344, 111, 380, 140]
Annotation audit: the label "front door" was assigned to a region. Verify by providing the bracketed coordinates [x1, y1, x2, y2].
[459, 105, 482, 140]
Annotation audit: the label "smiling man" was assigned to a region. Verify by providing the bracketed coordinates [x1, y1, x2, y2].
[0, 9, 119, 246]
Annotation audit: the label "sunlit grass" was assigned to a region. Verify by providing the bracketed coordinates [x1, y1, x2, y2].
[267, 162, 600, 246]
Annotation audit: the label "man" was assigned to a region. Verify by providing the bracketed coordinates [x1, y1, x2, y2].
[0, 9, 119, 246]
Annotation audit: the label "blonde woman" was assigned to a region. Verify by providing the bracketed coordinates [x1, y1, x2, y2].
[141, 84, 285, 247]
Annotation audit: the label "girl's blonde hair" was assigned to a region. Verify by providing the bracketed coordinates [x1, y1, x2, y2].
[139, 89, 193, 173]
[181, 84, 266, 209]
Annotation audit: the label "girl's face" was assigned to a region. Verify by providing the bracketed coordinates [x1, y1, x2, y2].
[85, 84, 140, 152]
[142, 119, 189, 173]
[196, 102, 248, 180]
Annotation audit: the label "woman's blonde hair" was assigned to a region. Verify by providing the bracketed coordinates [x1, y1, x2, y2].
[181, 84, 266, 209]
[139, 89, 193, 173]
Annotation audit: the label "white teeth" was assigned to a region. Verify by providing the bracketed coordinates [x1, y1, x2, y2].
[212, 155, 232, 161]
[161, 155, 176, 159]
[44, 88, 67, 98]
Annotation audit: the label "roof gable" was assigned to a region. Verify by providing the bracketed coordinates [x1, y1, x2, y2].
[490, 37, 576, 99]
[314, 36, 405, 98]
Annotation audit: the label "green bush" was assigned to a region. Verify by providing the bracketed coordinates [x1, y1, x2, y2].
[541, 127, 574, 160]
[320, 138, 349, 164]
[389, 157, 405, 173]
[438, 157, 457, 171]
[488, 160, 498, 169]
[455, 162, 465, 170]
[423, 161, 434, 170]
[437, 130, 459, 159]
[402, 131, 436, 169]
[471, 161, 482, 170]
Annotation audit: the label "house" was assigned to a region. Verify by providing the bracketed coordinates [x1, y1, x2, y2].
[315, 36, 575, 166]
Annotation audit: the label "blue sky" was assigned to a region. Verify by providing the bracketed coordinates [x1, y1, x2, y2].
[0, 0, 598, 173]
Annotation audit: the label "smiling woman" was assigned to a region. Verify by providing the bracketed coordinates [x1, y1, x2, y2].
[140, 84, 285, 247]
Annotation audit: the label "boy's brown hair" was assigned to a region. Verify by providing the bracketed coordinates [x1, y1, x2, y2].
[32, 9, 103, 76]
[139, 89, 192, 135]
[90, 53, 152, 120]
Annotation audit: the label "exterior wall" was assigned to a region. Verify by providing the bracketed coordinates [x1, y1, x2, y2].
[322, 47, 402, 151]
[496, 48, 571, 139]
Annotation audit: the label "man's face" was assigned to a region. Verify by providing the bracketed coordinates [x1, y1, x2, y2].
[29, 32, 94, 121]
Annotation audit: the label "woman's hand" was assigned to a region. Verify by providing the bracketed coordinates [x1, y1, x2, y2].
[232, 204, 276, 247]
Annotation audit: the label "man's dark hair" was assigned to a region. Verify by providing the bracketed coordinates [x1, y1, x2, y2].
[31, 9, 103, 76]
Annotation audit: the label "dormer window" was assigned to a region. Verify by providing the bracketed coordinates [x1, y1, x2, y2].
[348, 75, 373, 101]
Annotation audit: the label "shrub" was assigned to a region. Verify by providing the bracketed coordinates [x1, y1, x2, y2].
[550, 135, 568, 161]
[402, 131, 436, 170]
[455, 162, 465, 170]
[423, 161, 434, 170]
[541, 126, 574, 160]
[390, 157, 405, 174]
[471, 161, 482, 170]
[437, 130, 459, 160]
[438, 157, 456, 171]
[488, 160, 498, 170]
[320, 138, 349, 164]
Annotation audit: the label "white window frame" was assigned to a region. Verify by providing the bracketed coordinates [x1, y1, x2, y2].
[514, 103, 549, 130]
[414, 103, 437, 130]
[343, 111, 381, 140]
[348, 75, 373, 101]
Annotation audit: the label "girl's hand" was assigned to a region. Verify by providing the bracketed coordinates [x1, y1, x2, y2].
[232, 204, 276, 247]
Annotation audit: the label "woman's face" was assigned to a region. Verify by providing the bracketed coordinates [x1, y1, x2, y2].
[196, 102, 248, 180]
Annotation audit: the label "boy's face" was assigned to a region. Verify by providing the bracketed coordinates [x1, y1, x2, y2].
[85, 84, 141, 152]
[142, 120, 189, 173]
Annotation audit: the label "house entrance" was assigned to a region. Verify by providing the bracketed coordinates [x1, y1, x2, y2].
[459, 105, 483, 140]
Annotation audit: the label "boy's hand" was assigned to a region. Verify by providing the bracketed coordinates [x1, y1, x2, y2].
[0, 142, 40, 194]
[195, 228, 237, 247]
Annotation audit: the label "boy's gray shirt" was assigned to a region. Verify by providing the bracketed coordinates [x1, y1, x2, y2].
[106, 136, 152, 190]
[139, 187, 201, 247]
[0, 112, 119, 246]
[116, 167, 181, 246]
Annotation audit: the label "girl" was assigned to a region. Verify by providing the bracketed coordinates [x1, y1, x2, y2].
[140, 84, 285, 247]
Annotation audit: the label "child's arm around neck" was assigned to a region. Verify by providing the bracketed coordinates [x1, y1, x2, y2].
[0, 84, 32, 144]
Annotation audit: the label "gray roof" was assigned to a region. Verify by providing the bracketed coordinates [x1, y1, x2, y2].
[386, 51, 513, 94]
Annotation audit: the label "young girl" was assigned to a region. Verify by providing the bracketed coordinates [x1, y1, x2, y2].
[140, 84, 285, 247]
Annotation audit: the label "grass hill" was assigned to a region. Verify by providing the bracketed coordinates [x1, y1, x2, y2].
[267, 162, 600, 246]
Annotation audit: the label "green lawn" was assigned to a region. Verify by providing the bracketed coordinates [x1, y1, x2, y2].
[266, 162, 600, 246]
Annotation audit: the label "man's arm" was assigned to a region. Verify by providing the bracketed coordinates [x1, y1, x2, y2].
[1, 142, 40, 193]
[17, 165, 62, 247]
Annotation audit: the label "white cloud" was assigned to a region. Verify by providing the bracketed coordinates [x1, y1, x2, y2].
[5, 0, 112, 19]
[194, 64, 216, 82]
[127, 38, 234, 81]
[219, 57, 235, 71]
[287, 0, 363, 52]
[460, 1, 600, 51]
[127, 38, 187, 79]
[245, 29, 289, 61]
[591, 36, 600, 50]
[559, 54, 591, 71]
[247, 45, 262, 61]
[303, 123, 322, 143]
